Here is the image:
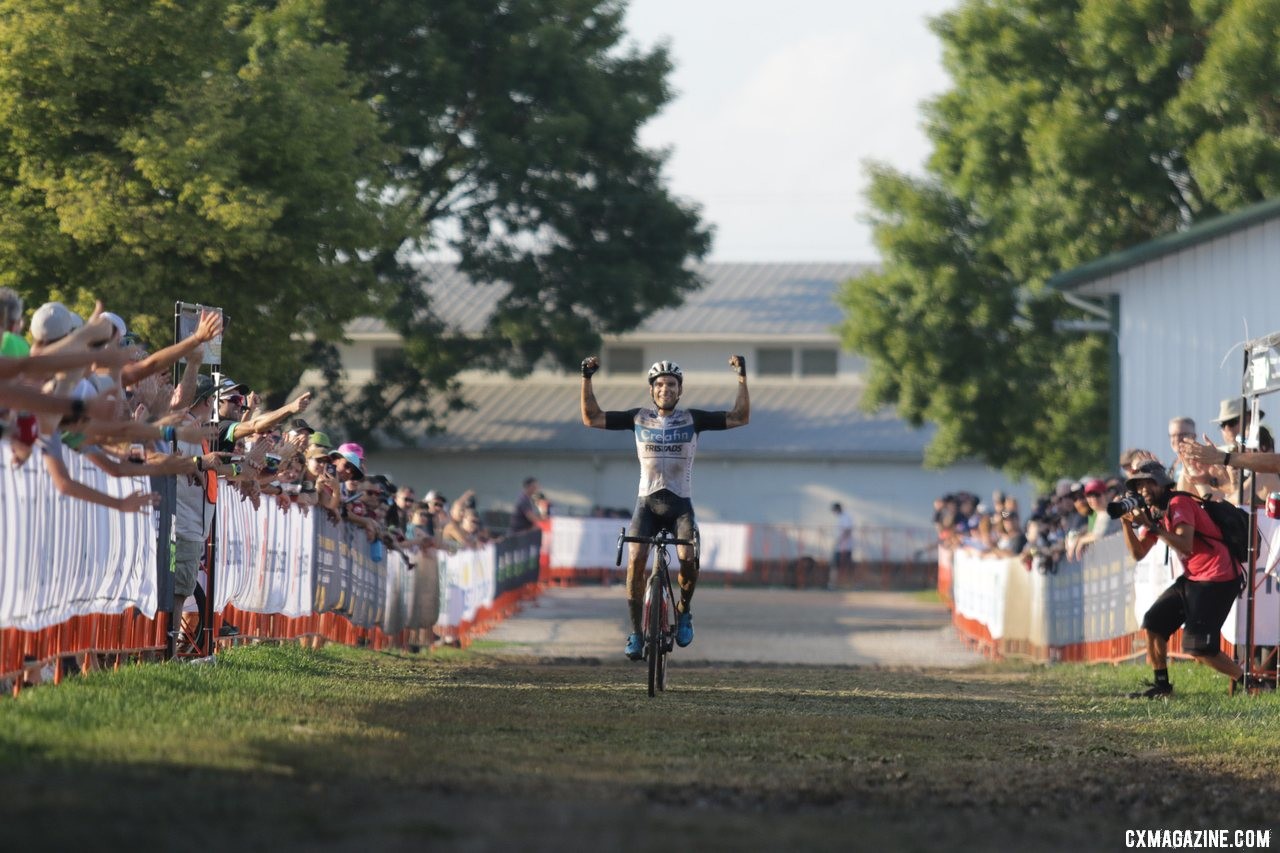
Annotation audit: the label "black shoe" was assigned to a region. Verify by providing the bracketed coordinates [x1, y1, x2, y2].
[218, 622, 240, 637]
[1127, 681, 1173, 699]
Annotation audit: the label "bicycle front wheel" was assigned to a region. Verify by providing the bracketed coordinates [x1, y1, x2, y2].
[646, 576, 663, 697]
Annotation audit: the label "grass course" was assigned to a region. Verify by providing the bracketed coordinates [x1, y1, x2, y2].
[2, 642, 1279, 851]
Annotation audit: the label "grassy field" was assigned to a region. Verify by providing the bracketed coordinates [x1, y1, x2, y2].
[2, 643, 1279, 852]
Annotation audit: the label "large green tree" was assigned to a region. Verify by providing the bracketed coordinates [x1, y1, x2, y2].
[0, 0, 396, 394]
[0, 0, 709, 445]
[839, 0, 1280, 485]
[312, 0, 710, 444]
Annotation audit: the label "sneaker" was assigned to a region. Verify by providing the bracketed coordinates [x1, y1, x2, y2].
[218, 622, 240, 637]
[624, 632, 643, 661]
[1127, 681, 1173, 699]
[676, 611, 694, 647]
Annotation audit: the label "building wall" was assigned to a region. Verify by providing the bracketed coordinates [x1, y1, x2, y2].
[1076, 217, 1280, 457]
[312, 338, 868, 388]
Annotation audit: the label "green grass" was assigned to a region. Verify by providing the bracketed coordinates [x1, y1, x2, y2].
[2, 645, 1278, 851]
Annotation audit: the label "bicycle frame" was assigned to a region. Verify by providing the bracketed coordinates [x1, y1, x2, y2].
[615, 528, 698, 696]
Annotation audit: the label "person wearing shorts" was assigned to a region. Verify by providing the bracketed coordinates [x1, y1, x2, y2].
[580, 354, 749, 660]
[1121, 460, 1246, 698]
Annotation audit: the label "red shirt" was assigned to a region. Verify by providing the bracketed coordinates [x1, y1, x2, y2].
[1162, 494, 1237, 583]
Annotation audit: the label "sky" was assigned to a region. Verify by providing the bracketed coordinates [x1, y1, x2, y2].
[621, 0, 956, 263]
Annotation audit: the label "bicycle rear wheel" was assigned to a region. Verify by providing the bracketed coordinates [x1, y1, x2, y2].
[655, 587, 669, 692]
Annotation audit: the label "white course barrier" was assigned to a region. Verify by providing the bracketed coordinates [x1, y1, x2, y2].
[0, 440, 157, 630]
[548, 516, 750, 573]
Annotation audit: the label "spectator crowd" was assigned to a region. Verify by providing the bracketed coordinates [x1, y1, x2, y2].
[0, 289, 547, 680]
[935, 407, 1275, 574]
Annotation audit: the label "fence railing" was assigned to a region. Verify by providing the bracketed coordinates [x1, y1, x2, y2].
[939, 517, 1280, 663]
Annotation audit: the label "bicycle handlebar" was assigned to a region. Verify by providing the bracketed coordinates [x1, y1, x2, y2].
[615, 528, 698, 566]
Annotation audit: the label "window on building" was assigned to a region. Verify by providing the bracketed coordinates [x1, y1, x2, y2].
[606, 346, 644, 375]
[800, 348, 838, 376]
[373, 346, 403, 375]
[757, 347, 794, 376]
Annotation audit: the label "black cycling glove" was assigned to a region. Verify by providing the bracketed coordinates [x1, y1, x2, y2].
[731, 355, 746, 377]
[581, 358, 599, 378]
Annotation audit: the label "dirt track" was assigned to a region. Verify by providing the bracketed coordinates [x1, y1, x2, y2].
[480, 585, 982, 667]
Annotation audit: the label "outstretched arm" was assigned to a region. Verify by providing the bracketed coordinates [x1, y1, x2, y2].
[120, 308, 222, 386]
[725, 354, 749, 428]
[580, 356, 607, 428]
[235, 391, 312, 438]
[0, 347, 133, 380]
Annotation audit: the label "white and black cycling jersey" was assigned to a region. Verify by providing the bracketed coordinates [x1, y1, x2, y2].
[603, 406, 729, 498]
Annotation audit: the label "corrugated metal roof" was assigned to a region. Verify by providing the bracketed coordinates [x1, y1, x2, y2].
[346, 261, 869, 337]
[1048, 196, 1280, 292]
[387, 378, 930, 458]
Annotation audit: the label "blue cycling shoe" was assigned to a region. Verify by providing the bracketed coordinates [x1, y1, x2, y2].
[676, 611, 694, 647]
[625, 632, 644, 660]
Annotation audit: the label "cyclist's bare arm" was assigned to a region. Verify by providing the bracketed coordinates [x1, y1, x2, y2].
[580, 355, 607, 428]
[726, 354, 749, 428]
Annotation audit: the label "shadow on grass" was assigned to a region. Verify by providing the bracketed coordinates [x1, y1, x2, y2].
[2, 651, 1278, 852]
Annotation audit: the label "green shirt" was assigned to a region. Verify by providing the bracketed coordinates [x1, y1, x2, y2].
[0, 331, 30, 358]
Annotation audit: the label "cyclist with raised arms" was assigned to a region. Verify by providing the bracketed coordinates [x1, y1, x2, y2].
[581, 354, 749, 660]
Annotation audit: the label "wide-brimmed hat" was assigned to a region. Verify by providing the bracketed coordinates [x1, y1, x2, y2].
[1213, 397, 1265, 424]
[1125, 460, 1175, 492]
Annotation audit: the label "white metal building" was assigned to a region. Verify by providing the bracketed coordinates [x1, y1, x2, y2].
[1050, 197, 1280, 460]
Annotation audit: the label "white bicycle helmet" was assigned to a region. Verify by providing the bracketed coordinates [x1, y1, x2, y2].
[647, 360, 683, 385]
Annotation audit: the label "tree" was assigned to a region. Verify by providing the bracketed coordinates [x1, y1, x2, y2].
[312, 0, 711, 444]
[0, 0, 396, 394]
[839, 0, 1280, 486]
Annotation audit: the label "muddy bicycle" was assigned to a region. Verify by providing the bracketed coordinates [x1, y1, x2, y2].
[616, 528, 699, 697]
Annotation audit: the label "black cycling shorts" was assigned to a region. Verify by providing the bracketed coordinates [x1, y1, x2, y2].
[1141, 575, 1240, 655]
[628, 489, 697, 544]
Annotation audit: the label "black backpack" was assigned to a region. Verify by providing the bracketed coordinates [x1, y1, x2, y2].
[1172, 491, 1253, 569]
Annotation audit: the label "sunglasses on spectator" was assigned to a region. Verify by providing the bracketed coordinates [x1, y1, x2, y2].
[1221, 418, 1240, 430]
[223, 395, 246, 408]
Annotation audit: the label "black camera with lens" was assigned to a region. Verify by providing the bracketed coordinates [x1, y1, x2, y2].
[1106, 491, 1146, 520]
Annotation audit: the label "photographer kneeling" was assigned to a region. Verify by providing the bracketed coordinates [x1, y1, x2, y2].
[1121, 461, 1246, 698]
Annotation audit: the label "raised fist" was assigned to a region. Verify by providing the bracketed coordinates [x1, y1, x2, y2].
[729, 354, 746, 377]
[581, 356, 600, 378]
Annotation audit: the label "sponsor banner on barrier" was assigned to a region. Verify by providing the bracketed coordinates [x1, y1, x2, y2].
[1225, 514, 1280, 647]
[1132, 539, 1181, 629]
[382, 550, 412, 638]
[0, 441, 158, 629]
[1080, 534, 1137, 643]
[495, 528, 541, 597]
[951, 550, 1009, 640]
[407, 551, 440, 631]
[438, 546, 496, 629]
[215, 496, 314, 618]
[311, 510, 386, 628]
[547, 516, 749, 573]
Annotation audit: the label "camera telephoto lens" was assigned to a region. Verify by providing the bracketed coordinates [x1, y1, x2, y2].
[1106, 491, 1145, 520]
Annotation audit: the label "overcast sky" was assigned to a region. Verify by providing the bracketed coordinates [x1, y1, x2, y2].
[622, 0, 956, 263]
